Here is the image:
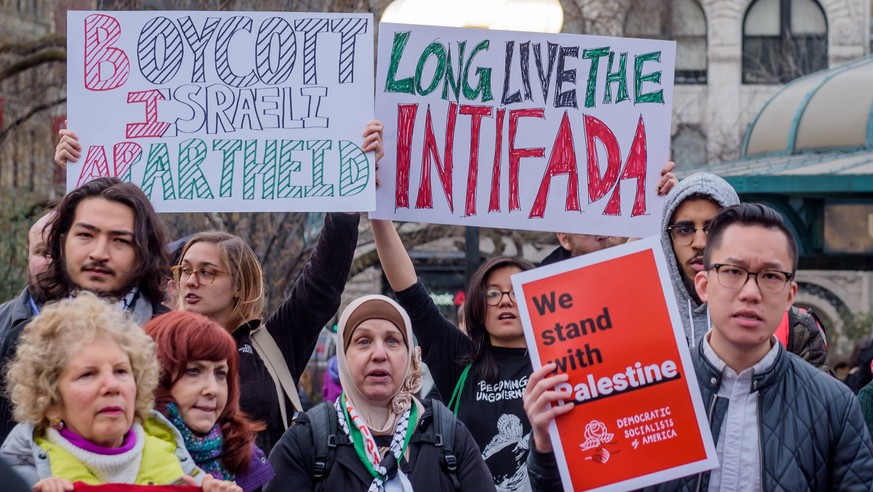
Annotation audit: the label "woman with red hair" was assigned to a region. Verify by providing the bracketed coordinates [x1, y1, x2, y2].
[145, 311, 275, 491]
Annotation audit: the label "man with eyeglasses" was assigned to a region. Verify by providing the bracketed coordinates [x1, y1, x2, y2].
[660, 173, 828, 372]
[523, 203, 873, 491]
[660, 172, 739, 346]
[676, 202, 872, 489]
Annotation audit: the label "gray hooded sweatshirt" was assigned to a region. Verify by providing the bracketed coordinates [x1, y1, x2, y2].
[659, 172, 740, 347]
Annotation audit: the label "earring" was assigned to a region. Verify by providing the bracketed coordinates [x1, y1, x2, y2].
[50, 417, 65, 431]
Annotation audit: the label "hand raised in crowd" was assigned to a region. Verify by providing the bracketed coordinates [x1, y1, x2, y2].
[362, 120, 384, 162]
[31, 477, 74, 492]
[363, 120, 385, 189]
[657, 160, 677, 196]
[54, 122, 81, 170]
[523, 362, 576, 453]
[183, 473, 242, 492]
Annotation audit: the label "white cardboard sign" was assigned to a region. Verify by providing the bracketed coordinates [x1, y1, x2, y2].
[66, 10, 375, 213]
[373, 23, 675, 237]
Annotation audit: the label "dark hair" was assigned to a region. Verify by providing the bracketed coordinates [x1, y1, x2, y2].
[145, 311, 264, 475]
[703, 203, 798, 273]
[462, 256, 535, 383]
[36, 177, 169, 304]
[167, 234, 197, 266]
[668, 192, 720, 225]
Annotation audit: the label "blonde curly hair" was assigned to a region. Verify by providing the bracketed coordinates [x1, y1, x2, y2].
[5, 292, 159, 433]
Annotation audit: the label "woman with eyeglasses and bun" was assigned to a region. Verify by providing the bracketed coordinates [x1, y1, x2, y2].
[372, 219, 537, 491]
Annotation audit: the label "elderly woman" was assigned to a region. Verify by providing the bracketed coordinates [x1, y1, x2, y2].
[0, 293, 239, 492]
[145, 311, 275, 491]
[266, 294, 494, 491]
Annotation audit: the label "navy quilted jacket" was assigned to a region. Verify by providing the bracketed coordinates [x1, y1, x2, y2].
[529, 342, 873, 491]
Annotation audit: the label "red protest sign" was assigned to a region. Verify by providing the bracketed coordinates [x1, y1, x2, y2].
[73, 483, 199, 492]
[513, 237, 717, 491]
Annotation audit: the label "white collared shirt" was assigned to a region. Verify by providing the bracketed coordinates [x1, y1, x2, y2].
[704, 336, 779, 492]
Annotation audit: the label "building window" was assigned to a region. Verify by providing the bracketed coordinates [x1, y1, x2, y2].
[671, 125, 708, 168]
[624, 0, 708, 84]
[742, 0, 828, 84]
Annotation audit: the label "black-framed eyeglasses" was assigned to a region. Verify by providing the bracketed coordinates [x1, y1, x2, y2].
[708, 263, 794, 293]
[666, 224, 709, 245]
[171, 265, 229, 285]
[484, 289, 516, 306]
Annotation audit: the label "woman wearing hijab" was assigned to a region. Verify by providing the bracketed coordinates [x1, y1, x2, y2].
[265, 295, 494, 491]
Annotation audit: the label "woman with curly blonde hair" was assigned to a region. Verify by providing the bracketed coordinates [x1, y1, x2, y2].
[0, 293, 239, 492]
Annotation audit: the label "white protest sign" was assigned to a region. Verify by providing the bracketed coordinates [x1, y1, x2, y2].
[373, 24, 675, 237]
[66, 11, 375, 213]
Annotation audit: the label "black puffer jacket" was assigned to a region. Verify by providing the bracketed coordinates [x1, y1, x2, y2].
[266, 400, 495, 491]
[653, 341, 872, 490]
[528, 342, 873, 491]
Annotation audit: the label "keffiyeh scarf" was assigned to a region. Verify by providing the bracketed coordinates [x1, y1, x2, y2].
[334, 394, 417, 492]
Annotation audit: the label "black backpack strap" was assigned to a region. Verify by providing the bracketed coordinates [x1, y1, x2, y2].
[790, 306, 828, 348]
[431, 401, 461, 491]
[303, 401, 343, 480]
[806, 307, 827, 339]
[787, 306, 798, 351]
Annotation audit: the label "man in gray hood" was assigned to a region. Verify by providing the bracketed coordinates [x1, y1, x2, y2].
[660, 173, 829, 372]
[660, 172, 740, 346]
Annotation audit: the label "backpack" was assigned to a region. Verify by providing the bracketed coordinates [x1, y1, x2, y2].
[776, 307, 827, 351]
[787, 306, 827, 350]
[301, 400, 461, 490]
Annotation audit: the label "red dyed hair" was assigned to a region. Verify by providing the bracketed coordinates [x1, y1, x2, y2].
[144, 311, 264, 475]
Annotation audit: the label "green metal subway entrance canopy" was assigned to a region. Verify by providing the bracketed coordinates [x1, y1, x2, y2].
[745, 55, 873, 160]
[685, 54, 873, 269]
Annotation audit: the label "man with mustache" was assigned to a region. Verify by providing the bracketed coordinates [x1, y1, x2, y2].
[660, 172, 828, 371]
[0, 177, 170, 441]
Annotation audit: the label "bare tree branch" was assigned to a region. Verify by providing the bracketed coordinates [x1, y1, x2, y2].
[0, 49, 66, 84]
[0, 97, 66, 144]
[0, 36, 66, 57]
[350, 223, 463, 277]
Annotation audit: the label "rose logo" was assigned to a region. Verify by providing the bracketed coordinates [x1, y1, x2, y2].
[580, 420, 618, 464]
[581, 420, 614, 450]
